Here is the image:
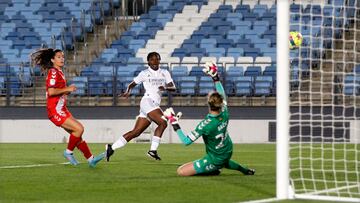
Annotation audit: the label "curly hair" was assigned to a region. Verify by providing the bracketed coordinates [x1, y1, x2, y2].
[147, 52, 161, 62]
[30, 48, 63, 71]
[208, 92, 223, 111]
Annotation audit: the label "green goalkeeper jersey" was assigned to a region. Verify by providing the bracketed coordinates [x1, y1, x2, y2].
[176, 81, 233, 165]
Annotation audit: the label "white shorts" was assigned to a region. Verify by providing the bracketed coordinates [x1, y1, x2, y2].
[139, 97, 161, 119]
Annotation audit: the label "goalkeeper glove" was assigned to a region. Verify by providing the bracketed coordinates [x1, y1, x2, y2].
[162, 107, 182, 131]
[203, 62, 220, 81]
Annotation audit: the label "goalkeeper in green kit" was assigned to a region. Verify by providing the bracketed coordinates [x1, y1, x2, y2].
[163, 62, 255, 176]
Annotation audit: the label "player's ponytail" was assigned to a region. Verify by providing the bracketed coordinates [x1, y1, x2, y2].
[31, 48, 62, 71]
[208, 92, 223, 111]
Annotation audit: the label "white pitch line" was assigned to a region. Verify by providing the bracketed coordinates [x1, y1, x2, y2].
[0, 162, 71, 169]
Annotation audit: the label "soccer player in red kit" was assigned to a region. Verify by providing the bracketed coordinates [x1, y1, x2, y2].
[31, 48, 104, 167]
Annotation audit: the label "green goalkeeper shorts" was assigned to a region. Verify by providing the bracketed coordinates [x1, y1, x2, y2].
[193, 154, 224, 174]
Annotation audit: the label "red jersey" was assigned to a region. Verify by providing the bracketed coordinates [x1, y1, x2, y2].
[46, 68, 69, 118]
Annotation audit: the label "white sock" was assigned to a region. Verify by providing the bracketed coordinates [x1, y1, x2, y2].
[87, 155, 94, 162]
[150, 136, 161, 151]
[112, 136, 128, 150]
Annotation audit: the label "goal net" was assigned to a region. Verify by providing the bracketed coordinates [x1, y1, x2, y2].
[277, 0, 360, 202]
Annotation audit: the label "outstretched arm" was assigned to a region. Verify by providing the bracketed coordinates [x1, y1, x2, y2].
[214, 81, 226, 103]
[203, 62, 227, 103]
[121, 81, 137, 98]
[162, 108, 200, 146]
[174, 129, 193, 146]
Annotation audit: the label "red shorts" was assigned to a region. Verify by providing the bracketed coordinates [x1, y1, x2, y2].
[48, 111, 72, 127]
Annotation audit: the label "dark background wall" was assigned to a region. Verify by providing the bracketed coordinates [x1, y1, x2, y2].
[0, 106, 276, 119]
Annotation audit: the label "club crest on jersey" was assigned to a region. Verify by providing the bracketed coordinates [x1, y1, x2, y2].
[50, 79, 56, 85]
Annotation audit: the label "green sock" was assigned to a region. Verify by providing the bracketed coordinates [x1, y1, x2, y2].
[225, 159, 249, 174]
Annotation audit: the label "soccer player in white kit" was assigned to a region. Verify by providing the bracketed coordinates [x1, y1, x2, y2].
[105, 52, 176, 161]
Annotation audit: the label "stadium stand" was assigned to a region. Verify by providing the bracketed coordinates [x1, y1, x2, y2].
[0, 0, 357, 106]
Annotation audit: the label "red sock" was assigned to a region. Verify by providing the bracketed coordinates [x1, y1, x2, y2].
[67, 134, 82, 151]
[77, 140, 92, 159]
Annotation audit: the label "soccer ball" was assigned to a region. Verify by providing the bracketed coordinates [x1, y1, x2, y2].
[289, 31, 303, 49]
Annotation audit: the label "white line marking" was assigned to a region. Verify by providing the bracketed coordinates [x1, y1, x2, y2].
[0, 162, 71, 169]
[239, 197, 279, 203]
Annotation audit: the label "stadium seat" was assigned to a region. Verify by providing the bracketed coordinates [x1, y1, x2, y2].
[226, 66, 244, 77]
[234, 76, 253, 96]
[344, 74, 360, 95]
[254, 76, 273, 96]
[244, 66, 262, 77]
[198, 76, 214, 95]
[171, 65, 188, 79]
[0, 76, 5, 95]
[179, 76, 197, 95]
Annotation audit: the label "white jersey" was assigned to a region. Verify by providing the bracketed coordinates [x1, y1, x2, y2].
[133, 67, 173, 104]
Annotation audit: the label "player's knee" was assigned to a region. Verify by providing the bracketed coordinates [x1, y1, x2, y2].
[158, 120, 167, 129]
[177, 167, 185, 176]
[75, 124, 84, 136]
[125, 129, 142, 139]
[177, 167, 188, 176]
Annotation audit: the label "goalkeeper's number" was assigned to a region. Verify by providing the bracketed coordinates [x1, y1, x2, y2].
[215, 133, 225, 149]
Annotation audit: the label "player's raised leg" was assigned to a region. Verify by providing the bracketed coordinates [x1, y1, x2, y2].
[106, 117, 151, 161]
[147, 108, 167, 160]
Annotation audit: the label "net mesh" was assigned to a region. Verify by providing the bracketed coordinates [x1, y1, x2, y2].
[288, 0, 360, 200]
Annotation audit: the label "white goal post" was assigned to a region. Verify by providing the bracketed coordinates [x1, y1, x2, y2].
[277, 0, 360, 202]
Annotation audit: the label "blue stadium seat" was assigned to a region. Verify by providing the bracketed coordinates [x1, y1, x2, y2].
[198, 76, 213, 95]
[171, 66, 188, 77]
[217, 39, 233, 49]
[227, 47, 244, 58]
[344, 74, 360, 95]
[355, 65, 360, 73]
[254, 76, 273, 96]
[263, 65, 276, 79]
[244, 66, 262, 77]
[234, 5, 250, 14]
[81, 67, 96, 77]
[179, 76, 197, 95]
[253, 4, 268, 17]
[0, 76, 5, 95]
[189, 66, 204, 77]
[8, 77, 22, 96]
[243, 48, 261, 59]
[98, 66, 115, 77]
[207, 48, 225, 58]
[71, 77, 88, 96]
[217, 5, 233, 14]
[88, 77, 105, 96]
[226, 66, 244, 77]
[234, 76, 253, 96]
[290, 4, 302, 13]
[188, 48, 206, 58]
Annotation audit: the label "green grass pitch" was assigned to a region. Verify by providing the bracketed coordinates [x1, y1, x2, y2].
[0, 143, 343, 203]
